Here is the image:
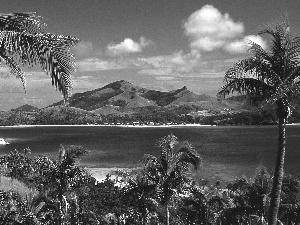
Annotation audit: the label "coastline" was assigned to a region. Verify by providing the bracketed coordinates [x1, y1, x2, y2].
[1, 124, 217, 128]
[2, 123, 300, 129]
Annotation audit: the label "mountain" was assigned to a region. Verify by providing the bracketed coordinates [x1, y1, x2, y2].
[50, 80, 221, 114]
[2, 80, 283, 125]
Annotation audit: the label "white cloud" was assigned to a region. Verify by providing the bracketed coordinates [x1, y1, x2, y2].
[246, 35, 267, 50]
[137, 49, 201, 75]
[137, 56, 171, 68]
[107, 37, 152, 55]
[225, 35, 267, 54]
[76, 58, 125, 71]
[171, 50, 201, 72]
[224, 40, 246, 54]
[183, 4, 244, 52]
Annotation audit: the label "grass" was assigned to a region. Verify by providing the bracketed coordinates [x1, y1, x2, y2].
[0, 175, 35, 198]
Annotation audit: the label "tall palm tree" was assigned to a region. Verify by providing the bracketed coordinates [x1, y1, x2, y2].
[143, 134, 201, 225]
[0, 12, 79, 102]
[218, 16, 300, 225]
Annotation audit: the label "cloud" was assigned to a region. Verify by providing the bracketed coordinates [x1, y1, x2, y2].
[22, 96, 45, 105]
[137, 49, 201, 75]
[0, 84, 22, 93]
[107, 37, 152, 55]
[183, 4, 244, 51]
[139, 68, 173, 76]
[73, 41, 96, 58]
[72, 76, 105, 91]
[155, 76, 176, 81]
[76, 58, 125, 71]
[171, 50, 201, 72]
[224, 35, 267, 54]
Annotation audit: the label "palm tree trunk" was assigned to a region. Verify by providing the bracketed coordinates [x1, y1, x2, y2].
[166, 204, 170, 225]
[268, 102, 287, 225]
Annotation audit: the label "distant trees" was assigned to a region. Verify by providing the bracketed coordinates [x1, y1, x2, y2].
[218, 16, 300, 225]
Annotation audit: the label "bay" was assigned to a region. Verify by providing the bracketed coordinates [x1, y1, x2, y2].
[0, 125, 299, 183]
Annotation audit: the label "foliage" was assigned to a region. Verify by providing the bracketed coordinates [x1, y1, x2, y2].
[0, 137, 300, 224]
[0, 13, 79, 101]
[143, 134, 202, 224]
[218, 15, 300, 225]
[0, 176, 34, 199]
[0, 148, 33, 181]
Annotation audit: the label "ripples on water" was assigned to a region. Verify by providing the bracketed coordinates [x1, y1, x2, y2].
[0, 125, 299, 183]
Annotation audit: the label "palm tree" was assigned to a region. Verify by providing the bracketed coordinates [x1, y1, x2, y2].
[0, 12, 79, 102]
[143, 134, 201, 225]
[224, 167, 272, 224]
[32, 145, 88, 225]
[218, 16, 300, 225]
[122, 169, 158, 224]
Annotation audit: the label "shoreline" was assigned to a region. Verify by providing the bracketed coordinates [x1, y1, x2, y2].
[1, 124, 217, 128]
[1, 123, 300, 128]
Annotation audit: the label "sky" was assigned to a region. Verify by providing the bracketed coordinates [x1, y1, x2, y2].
[0, 0, 300, 110]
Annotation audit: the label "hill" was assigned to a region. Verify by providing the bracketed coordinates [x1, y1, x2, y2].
[11, 104, 39, 112]
[50, 80, 235, 114]
[2, 80, 282, 126]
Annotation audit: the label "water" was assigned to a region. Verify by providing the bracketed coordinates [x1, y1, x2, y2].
[0, 125, 299, 183]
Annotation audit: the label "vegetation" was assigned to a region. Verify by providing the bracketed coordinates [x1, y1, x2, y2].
[0, 135, 299, 224]
[50, 80, 212, 112]
[143, 134, 201, 225]
[218, 16, 300, 225]
[0, 12, 79, 104]
[2, 10, 300, 225]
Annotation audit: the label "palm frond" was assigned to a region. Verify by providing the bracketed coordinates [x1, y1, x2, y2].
[143, 154, 159, 170]
[247, 40, 273, 63]
[218, 77, 273, 98]
[0, 13, 79, 101]
[0, 31, 79, 99]
[259, 14, 289, 39]
[287, 37, 300, 62]
[173, 141, 201, 170]
[0, 12, 46, 33]
[218, 56, 281, 99]
[225, 58, 278, 81]
[0, 54, 26, 90]
[61, 145, 87, 167]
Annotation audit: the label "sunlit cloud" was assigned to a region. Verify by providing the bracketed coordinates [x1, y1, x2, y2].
[184, 4, 244, 52]
[224, 35, 267, 54]
[107, 37, 153, 55]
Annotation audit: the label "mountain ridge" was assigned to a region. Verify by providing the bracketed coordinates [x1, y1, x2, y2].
[49, 80, 217, 114]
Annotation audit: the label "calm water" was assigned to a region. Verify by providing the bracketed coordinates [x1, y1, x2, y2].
[0, 125, 299, 183]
